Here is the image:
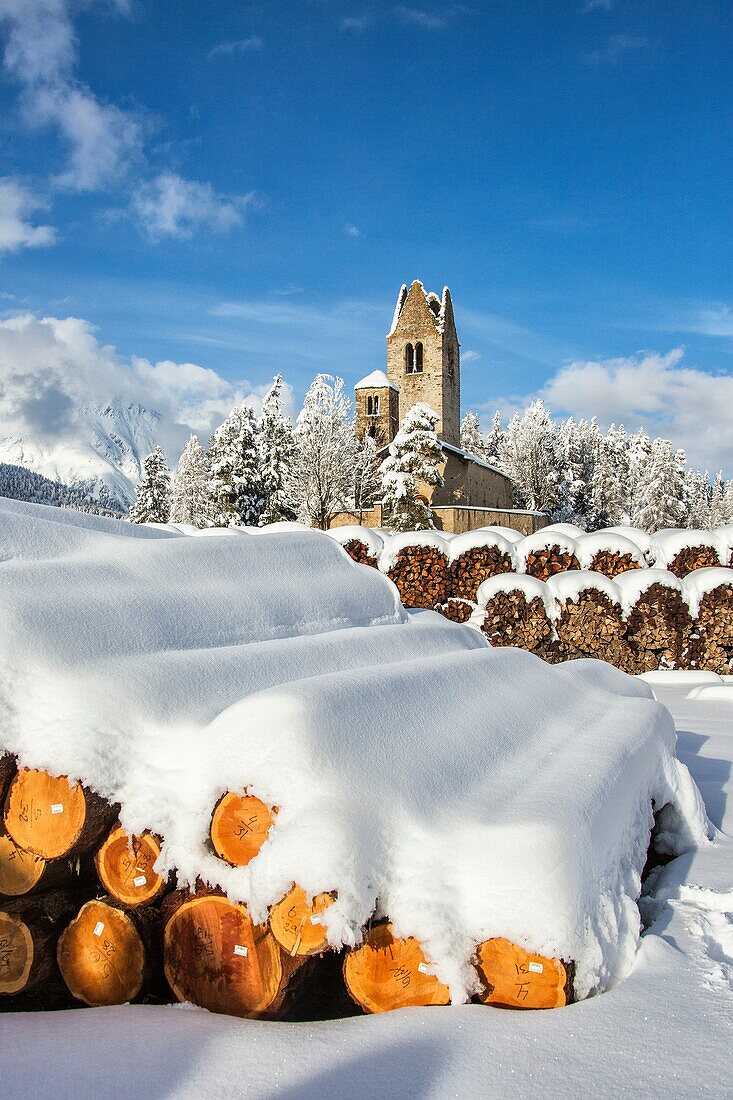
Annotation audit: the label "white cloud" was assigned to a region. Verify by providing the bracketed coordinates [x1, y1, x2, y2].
[583, 34, 647, 65]
[581, 0, 613, 12]
[132, 172, 256, 241]
[343, 223, 360, 237]
[539, 349, 733, 474]
[341, 14, 371, 31]
[0, 312, 263, 455]
[208, 36, 263, 58]
[395, 6, 445, 30]
[0, 177, 57, 254]
[0, 0, 76, 85]
[462, 349, 480, 364]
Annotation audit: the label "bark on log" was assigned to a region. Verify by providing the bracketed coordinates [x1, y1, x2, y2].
[269, 885, 335, 957]
[481, 592, 552, 652]
[343, 921, 451, 1014]
[3, 768, 117, 860]
[341, 539, 378, 569]
[162, 888, 308, 1018]
[589, 550, 641, 579]
[0, 890, 80, 1005]
[475, 937, 572, 1009]
[524, 548, 580, 581]
[450, 546, 513, 601]
[667, 545, 720, 578]
[57, 897, 152, 1007]
[387, 546, 451, 609]
[0, 755, 16, 803]
[95, 825, 167, 908]
[210, 791, 277, 867]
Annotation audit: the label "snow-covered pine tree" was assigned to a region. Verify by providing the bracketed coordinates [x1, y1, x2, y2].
[257, 375, 297, 525]
[498, 400, 562, 513]
[170, 435, 213, 527]
[683, 467, 713, 528]
[207, 402, 264, 527]
[460, 411, 489, 460]
[290, 374, 358, 529]
[380, 403, 444, 531]
[591, 424, 631, 526]
[632, 436, 687, 532]
[709, 472, 733, 527]
[484, 410, 504, 466]
[555, 417, 602, 530]
[353, 433, 382, 523]
[129, 445, 171, 524]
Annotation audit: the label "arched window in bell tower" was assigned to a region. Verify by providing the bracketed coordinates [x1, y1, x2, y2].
[373, 395, 380, 415]
[415, 342, 423, 373]
[405, 343, 414, 373]
[367, 395, 373, 415]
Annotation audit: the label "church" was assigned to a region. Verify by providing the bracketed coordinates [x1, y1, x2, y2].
[332, 280, 543, 535]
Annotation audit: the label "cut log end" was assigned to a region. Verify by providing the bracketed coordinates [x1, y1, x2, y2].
[475, 937, 570, 1009]
[210, 791, 276, 867]
[269, 885, 335, 957]
[163, 892, 283, 1017]
[4, 769, 87, 859]
[0, 912, 34, 995]
[95, 826, 165, 908]
[343, 922, 451, 1014]
[0, 830, 47, 896]
[57, 899, 146, 1007]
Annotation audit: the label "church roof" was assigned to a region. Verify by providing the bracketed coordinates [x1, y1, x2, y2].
[354, 369, 399, 391]
[387, 280, 455, 337]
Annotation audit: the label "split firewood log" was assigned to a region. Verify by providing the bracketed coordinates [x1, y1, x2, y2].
[0, 890, 80, 1007]
[387, 546, 451, 609]
[624, 583, 692, 669]
[269, 885, 335, 957]
[162, 887, 311, 1019]
[696, 582, 733, 648]
[667, 544, 720, 578]
[687, 637, 731, 675]
[95, 825, 167, 908]
[481, 591, 552, 652]
[523, 546, 580, 580]
[210, 791, 277, 866]
[552, 582, 626, 662]
[474, 937, 573, 1009]
[341, 539, 379, 569]
[588, 550, 641, 579]
[435, 597, 475, 624]
[343, 922, 450, 1014]
[57, 896, 157, 1007]
[3, 768, 118, 861]
[450, 545, 514, 601]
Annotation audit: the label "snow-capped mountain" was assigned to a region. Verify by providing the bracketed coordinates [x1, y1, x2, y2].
[0, 401, 164, 508]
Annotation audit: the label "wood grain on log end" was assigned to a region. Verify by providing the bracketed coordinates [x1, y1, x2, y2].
[269, 885, 335, 957]
[343, 922, 451, 1014]
[95, 825, 165, 908]
[211, 791, 277, 867]
[475, 937, 571, 1009]
[57, 898, 147, 1006]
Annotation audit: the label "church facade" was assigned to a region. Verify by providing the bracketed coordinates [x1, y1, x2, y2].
[332, 280, 545, 535]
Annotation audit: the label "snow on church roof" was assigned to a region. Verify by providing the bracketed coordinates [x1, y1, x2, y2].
[354, 369, 399, 391]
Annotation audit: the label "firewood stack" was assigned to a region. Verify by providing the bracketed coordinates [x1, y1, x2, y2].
[588, 550, 641, 579]
[523, 545, 580, 580]
[552, 588, 627, 662]
[667, 544, 721, 578]
[436, 598, 475, 623]
[623, 581, 692, 670]
[479, 589, 553, 652]
[386, 544, 451, 609]
[450, 543, 514, 600]
[688, 577, 733, 673]
[341, 539, 379, 569]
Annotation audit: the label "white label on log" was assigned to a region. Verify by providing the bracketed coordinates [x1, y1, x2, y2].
[417, 963, 431, 975]
[528, 962, 544, 974]
[309, 915, 322, 925]
[50, 804, 64, 815]
[93, 922, 105, 937]
[233, 944, 248, 957]
[133, 875, 147, 887]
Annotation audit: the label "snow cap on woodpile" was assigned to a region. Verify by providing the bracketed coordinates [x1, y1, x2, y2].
[575, 531, 645, 571]
[325, 526, 384, 559]
[447, 529, 518, 567]
[542, 522, 586, 539]
[605, 526, 654, 557]
[475, 573, 556, 619]
[547, 570, 622, 607]
[379, 530, 450, 572]
[477, 525, 523, 544]
[515, 529, 579, 571]
[649, 529, 724, 569]
[614, 568, 684, 618]
[682, 566, 733, 618]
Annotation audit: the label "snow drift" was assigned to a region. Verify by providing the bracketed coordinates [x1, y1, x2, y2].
[0, 499, 709, 1002]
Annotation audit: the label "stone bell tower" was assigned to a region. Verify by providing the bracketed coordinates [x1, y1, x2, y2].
[385, 281, 460, 447]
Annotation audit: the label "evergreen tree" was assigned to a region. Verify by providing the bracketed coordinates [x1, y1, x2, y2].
[380, 403, 444, 531]
[709, 472, 733, 528]
[633, 436, 687, 532]
[556, 417, 602, 530]
[290, 374, 358, 529]
[592, 424, 631, 526]
[498, 401, 562, 513]
[257, 375, 297, 525]
[129, 446, 171, 524]
[207, 402, 264, 527]
[460, 411, 488, 460]
[683, 467, 713, 528]
[170, 434, 212, 527]
[353, 433, 382, 522]
[485, 410, 504, 466]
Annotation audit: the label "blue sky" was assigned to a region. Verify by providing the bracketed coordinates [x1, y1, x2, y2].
[0, 1, 731, 470]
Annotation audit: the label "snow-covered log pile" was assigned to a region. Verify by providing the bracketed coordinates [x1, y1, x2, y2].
[474, 575, 554, 652]
[328, 525, 383, 569]
[379, 531, 452, 609]
[515, 530, 581, 580]
[684, 568, 733, 675]
[617, 571, 693, 671]
[650, 530, 723, 577]
[0, 498, 710, 1019]
[448, 531, 516, 600]
[548, 572, 631, 667]
[576, 532, 644, 578]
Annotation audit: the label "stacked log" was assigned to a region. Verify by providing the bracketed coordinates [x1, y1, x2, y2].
[343, 922, 450, 1014]
[3, 768, 117, 860]
[385, 543, 451, 610]
[435, 598, 474, 624]
[524, 546, 580, 580]
[57, 897, 156, 1007]
[449, 535, 515, 601]
[667, 544, 720, 578]
[588, 550, 641, 579]
[477, 577, 554, 652]
[621, 577, 692, 670]
[0, 890, 80, 1008]
[688, 572, 733, 673]
[95, 825, 167, 908]
[210, 790, 277, 866]
[553, 590, 625, 661]
[341, 539, 378, 569]
[269, 885, 335, 957]
[474, 938, 573, 1010]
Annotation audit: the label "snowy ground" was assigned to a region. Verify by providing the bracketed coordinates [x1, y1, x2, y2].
[0, 674, 730, 1099]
